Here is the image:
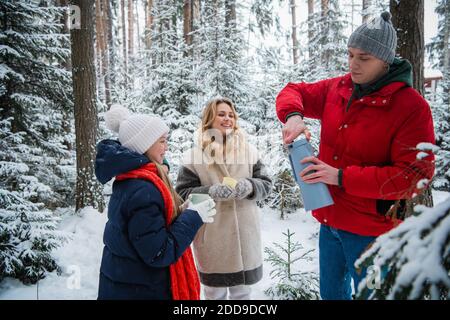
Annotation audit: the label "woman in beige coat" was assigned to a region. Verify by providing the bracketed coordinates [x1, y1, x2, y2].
[176, 97, 272, 300]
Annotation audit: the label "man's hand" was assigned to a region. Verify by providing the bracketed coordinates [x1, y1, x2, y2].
[300, 156, 339, 186]
[282, 115, 311, 144]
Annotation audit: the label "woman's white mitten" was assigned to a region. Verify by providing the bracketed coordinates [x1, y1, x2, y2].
[187, 199, 217, 223]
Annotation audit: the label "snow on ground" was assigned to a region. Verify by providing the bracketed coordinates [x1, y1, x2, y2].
[0, 207, 106, 300]
[0, 190, 448, 300]
[252, 207, 320, 299]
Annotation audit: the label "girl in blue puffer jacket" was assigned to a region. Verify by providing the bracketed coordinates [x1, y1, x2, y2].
[95, 105, 216, 300]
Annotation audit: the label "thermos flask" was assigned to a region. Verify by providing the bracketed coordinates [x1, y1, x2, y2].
[287, 139, 334, 211]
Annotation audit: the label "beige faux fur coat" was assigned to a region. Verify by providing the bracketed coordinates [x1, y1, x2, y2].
[176, 129, 272, 287]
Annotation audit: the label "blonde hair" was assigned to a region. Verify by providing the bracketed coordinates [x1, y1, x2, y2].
[201, 97, 239, 132]
[200, 97, 239, 151]
[155, 163, 183, 222]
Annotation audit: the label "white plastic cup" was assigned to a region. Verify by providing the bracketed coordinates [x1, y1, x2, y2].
[189, 193, 213, 204]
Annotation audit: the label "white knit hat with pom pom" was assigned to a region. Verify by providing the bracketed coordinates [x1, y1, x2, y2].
[105, 104, 169, 154]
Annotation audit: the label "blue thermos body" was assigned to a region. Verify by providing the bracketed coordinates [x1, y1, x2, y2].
[288, 139, 334, 211]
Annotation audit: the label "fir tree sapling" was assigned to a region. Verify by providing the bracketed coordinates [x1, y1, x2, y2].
[264, 229, 319, 300]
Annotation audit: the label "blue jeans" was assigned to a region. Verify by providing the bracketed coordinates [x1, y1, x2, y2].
[319, 224, 376, 300]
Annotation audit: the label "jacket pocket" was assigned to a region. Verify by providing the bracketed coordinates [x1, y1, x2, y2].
[376, 199, 406, 220]
[334, 187, 378, 216]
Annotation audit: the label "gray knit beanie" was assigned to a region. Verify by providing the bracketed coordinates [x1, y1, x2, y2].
[348, 11, 397, 64]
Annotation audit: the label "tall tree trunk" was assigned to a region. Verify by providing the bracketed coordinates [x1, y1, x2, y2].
[171, 2, 178, 51]
[70, 0, 105, 212]
[145, 0, 153, 50]
[443, 1, 450, 118]
[103, 0, 116, 95]
[321, 0, 330, 66]
[135, 0, 141, 53]
[128, 0, 134, 57]
[391, 0, 424, 95]
[390, 0, 433, 214]
[127, 0, 134, 90]
[362, 0, 372, 23]
[95, 0, 106, 104]
[102, 0, 112, 107]
[121, 0, 128, 86]
[192, 0, 200, 59]
[225, 0, 236, 39]
[443, 3, 450, 77]
[290, 0, 298, 65]
[183, 0, 193, 56]
[308, 0, 314, 62]
[95, 0, 104, 72]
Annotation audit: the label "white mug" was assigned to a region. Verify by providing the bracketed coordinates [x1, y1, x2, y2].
[189, 193, 212, 204]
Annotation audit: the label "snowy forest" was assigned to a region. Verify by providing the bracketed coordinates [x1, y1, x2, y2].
[0, 0, 449, 300]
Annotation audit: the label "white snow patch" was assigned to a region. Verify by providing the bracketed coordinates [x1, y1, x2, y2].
[0, 207, 107, 300]
[416, 142, 440, 153]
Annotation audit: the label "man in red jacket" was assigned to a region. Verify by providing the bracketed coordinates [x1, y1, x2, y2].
[276, 12, 435, 300]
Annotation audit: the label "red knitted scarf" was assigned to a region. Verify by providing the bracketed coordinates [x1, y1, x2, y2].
[116, 163, 200, 300]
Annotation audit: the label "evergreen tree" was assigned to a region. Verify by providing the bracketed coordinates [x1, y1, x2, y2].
[0, 0, 71, 284]
[194, 0, 251, 107]
[270, 167, 303, 219]
[243, 46, 282, 132]
[355, 198, 450, 300]
[306, 0, 348, 78]
[264, 229, 319, 300]
[249, 0, 277, 38]
[131, 0, 199, 128]
[426, 0, 450, 191]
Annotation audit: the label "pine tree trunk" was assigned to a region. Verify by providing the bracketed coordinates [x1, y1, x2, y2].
[104, 0, 115, 97]
[321, 0, 330, 67]
[183, 0, 193, 56]
[390, 0, 425, 95]
[135, 0, 141, 53]
[171, 3, 178, 54]
[128, 0, 134, 57]
[127, 0, 134, 90]
[290, 0, 298, 65]
[121, 0, 128, 85]
[213, 0, 219, 63]
[192, 0, 200, 60]
[145, 0, 153, 50]
[95, 0, 107, 104]
[70, 0, 105, 212]
[101, 0, 112, 107]
[443, 3, 449, 79]
[390, 0, 433, 215]
[95, 0, 104, 73]
[362, 0, 372, 23]
[443, 1, 450, 124]
[225, 0, 236, 39]
[308, 0, 314, 62]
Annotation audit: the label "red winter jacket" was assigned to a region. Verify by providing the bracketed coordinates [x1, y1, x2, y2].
[276, 73, 435, 236]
